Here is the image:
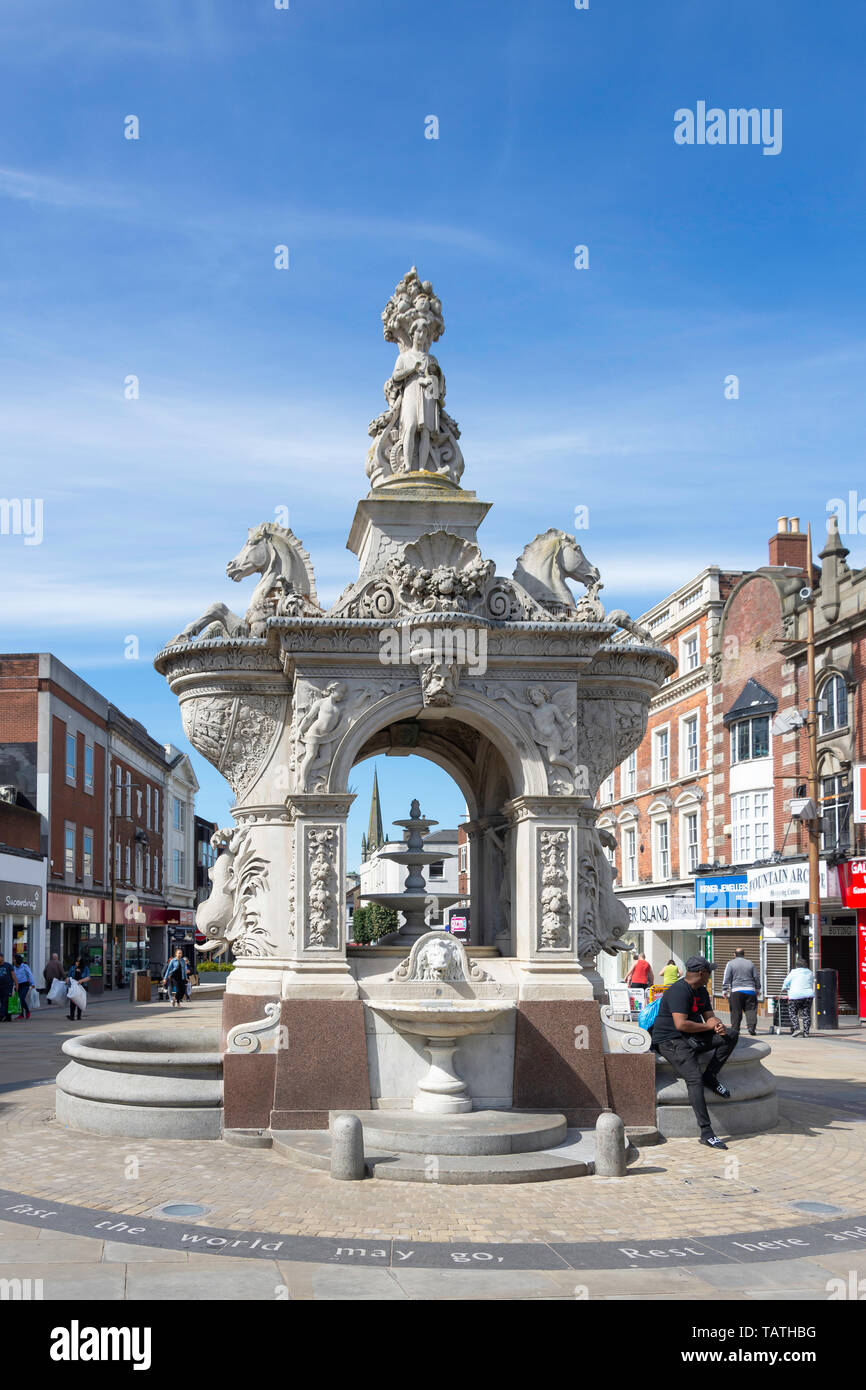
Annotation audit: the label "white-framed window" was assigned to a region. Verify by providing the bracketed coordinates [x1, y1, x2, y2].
[125, 771, 132, 818]
[153, 855, 159, 893]
[622, 751, 637, 798]
[600, 773, 615, 804]
[125, 844, 131, 881]
[83, 830, 93, 879]
[174, 797, 185, 832]
[652, 727, 670, 785]
[623, 825, 637, 885]
[653, 818, 671, 881]
[136, 789, 142, 820]
[821, 773, 851, 852]
[458, 845, 467, 873]
[819, 675, 848, 734]
[679, 587, 702, 611]
[154, 788, 159, 826]
[84, 743, 94, 792]
[66, 732, 76, 783]
[173, 848, 185, 883]
[65, 824, 75, 876]
[680, 630, 699, 672]
[115, 764, 122, 814]
[681, 714, 699, 776]
[135, 846, 142, 886]
[730, 716, 770, 764]
[145, 852, 151, 890]
[731, 790, 772, 862]
[683, 811, 699, 875]
[114, 839, 121, 878]
[146, 784, 152, 829]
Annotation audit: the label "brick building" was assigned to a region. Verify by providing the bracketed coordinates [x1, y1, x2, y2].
[0, 653, 204, 989]
[595, 568, 743, 992]
[600, 517, 866, 1019]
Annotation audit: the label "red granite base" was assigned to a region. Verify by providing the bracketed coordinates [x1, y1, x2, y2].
[270, 999, 370, 1131]
[604, 1052, 656, 1127]
[513, 1000, 610, 1125]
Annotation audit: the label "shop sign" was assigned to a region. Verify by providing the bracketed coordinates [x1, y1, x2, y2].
[838, 860, 866, 908]
[745, 861, 829, 903]
[0, 880, 43, 914]
[624, 896, 681, 926]
[449, 915, 467, 934]
[703, 915, 758, 929]
[853, 765, 866, 824]
[695, 875, 748, 911]
[859, 915, 866, 1019]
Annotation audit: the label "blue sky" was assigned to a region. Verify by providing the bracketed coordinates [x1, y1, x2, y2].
[1, 0, 865, 843]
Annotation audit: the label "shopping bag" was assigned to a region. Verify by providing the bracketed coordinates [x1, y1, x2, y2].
[28, 986, 40, 1010]
[67, 979, 87, 1013]
[47, 979, 67, 1003]
[8, 991, 21, 1017]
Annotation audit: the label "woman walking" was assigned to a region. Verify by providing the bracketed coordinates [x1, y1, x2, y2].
[781, 958, 815, 1037]
[163, 949, 190, 1008]
[13, 955, 34, 1020]
[66, 958, 90, 1022]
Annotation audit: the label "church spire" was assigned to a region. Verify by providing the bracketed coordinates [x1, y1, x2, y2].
[367, 767, 385, 855]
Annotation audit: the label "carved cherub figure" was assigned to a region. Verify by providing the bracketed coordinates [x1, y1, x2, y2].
[493, 686, 576, 779]
[296, 681, 348, 787]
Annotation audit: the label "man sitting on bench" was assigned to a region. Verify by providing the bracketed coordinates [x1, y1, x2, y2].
[651, 954, 739, 1151]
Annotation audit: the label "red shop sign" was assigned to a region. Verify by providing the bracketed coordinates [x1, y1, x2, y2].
[838, 860, 866, 908]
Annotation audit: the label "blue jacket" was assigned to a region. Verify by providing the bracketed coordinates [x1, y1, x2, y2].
[14, 963, 34, 987]
[782, 966, 815, 999]
[67, 966, 90, 983]
[163, 958, 190, 982]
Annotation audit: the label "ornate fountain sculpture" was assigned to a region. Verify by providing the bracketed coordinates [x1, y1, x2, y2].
[360, 799, 461, 941]
[148, 266, 678, 1143]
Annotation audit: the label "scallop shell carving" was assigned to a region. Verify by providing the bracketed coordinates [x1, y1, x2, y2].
[401, 530, 484, 574]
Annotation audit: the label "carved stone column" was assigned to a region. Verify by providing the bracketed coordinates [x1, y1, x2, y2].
[282, 794, 357, 999]
[504, 795, 597, 999]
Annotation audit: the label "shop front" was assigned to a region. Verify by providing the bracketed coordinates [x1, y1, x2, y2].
[48, 893, 111, 995]
[603, 886, 707, 993]
[836, 860, 866, 1020]
[0, 850, 47, 986]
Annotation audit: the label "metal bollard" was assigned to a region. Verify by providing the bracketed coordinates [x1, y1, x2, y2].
[331, 1113, 365, 1181]
[594, 1108, 627, 1177]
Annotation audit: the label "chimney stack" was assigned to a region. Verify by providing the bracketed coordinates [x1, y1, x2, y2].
[769, 515, 809, 571]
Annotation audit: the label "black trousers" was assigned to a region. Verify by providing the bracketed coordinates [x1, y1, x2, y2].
[729, 992, 758, 1035]
[656, 1030, 740, 1136]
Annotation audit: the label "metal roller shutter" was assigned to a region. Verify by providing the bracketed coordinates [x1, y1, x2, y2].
[710, 928, 761, 998]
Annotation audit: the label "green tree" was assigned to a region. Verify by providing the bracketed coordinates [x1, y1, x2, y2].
[351, 903, 398, 944]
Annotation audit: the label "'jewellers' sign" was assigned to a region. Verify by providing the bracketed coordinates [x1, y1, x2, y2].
[0, 881, 43, 914]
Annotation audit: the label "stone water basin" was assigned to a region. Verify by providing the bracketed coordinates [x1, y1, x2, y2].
[370, 1000, 515, 1113]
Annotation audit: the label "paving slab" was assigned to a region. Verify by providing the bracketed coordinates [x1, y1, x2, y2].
[125, 1262, 285, 1300]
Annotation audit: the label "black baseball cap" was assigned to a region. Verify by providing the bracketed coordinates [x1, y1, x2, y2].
[685, 955, 713, 973]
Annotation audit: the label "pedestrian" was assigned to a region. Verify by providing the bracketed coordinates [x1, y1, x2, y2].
[650, 954, 739, 1150]
[722, 947, 761, 1037]
[43, 953, 63, 1004]
[13, 955, 34, 1020]
[661, 959, 680, 988]
[625, 952, 654, 991]
[163, 949, 190, 1008]
[0, 952, 18, 1023]
[66, 958, 90, 1022]
[781, 958, 816, 1037]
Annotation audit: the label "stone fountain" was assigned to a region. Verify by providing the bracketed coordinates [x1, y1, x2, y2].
[361, 799, 460, 940]
[64, 266, 755, 1170]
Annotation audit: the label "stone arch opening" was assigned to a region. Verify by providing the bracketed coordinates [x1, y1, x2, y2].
[339, 701, 525, 950]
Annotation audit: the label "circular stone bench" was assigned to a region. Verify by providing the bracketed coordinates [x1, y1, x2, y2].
[56, 1028, 223, 1140]
[655, 1037, 778, 1138]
